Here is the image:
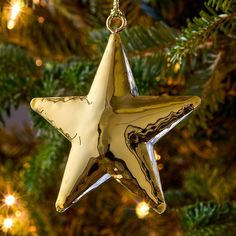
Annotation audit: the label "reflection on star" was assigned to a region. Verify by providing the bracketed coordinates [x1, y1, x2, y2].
[31, 33, 201, 214]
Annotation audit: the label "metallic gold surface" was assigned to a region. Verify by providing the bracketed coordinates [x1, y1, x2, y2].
[106, 0, 127, 33]
[31, 33, 201, 214]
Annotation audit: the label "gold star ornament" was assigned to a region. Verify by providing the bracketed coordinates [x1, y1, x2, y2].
[30, 33, 201, 214]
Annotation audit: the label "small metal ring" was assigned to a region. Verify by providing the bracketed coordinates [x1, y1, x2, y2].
[106, 14, 127, 33]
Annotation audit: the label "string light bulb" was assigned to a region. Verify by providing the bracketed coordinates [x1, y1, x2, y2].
[7, 20, 16, 30]
[33, 0, 40, 5]
[35, 58, 43, 66]
[174, 62, 181, 73]
[38, 16, 45, 24]
[5, 194, 16, 206]
[135, 201, 150, 219]
[154, 150, 161, 161]
[11, 2, 21, 19]
[3, 218, 13, 229]
[7, 0, 22, 30]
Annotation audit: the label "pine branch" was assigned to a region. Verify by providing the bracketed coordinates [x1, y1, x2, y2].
[89, 22, 176, 57]
[0, 5, 91, 59]
[183, 163, 236, 201]
[0, 43, 36, 76]
[130, 55, 164, 95]
[189, 39, 236, 131]
[0, 45, 97, 124]
[0, 43, 36, 122]
[169, 10, 236, 63]
[164, 190, 194, 207]
[33, 58, 96, 97]
[23, 132, 69, 200]
[123, 22, 176, 55]
[180, 202, 236, 236]
[207, 0, 236, 13]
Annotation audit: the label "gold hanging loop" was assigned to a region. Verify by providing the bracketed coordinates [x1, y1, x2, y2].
[106, 0, 127, 33]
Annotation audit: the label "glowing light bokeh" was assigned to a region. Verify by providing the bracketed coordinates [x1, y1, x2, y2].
[5, 194, 16, 206]
[3, 218, 13, 229]
[135, 201, 150, 219]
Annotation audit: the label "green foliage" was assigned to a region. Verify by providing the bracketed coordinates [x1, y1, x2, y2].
[30, 58, 97, 135]
[207, 0, 236, 13]
[0, 43, 36, 122]
[23, 133, 69, 200]
[169, 0, 236, 63]
[183, 163, 236, 201]
[29, 209, 52, 236]
[130, 55, 162, 95]
[170, 12, 229, 63]
[60, 58, 96, 94]
[89, 22, 176, 56]
[164, 190, 194, 207]
[190, 40, 236, 130]
[180, 202, 236, 236]
[0, 0, 235, 235]
[32, 58, 96, 97]
[89, 22, 176, 95]
[121, 22, 176, 53]
[0, 5, 90, 58]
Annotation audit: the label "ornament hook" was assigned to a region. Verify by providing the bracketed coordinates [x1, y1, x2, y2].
[106, 0, 127, 33]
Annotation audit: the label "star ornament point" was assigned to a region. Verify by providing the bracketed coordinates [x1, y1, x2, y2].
[31, 33, 201, 214]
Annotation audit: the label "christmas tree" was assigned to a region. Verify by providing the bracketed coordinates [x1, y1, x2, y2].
[0, 0, 235, 235]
